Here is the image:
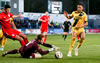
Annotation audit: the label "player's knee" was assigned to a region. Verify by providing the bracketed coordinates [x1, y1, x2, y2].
[72, 33, 76, 37]
[23, 35, 27, 39]
[81, 37, 85, 40]
[19, 37, 24, 41]
[72, 37, 76, 40]
[44, 32, 47, 35]
[81, 36, 85, 40]
[65, 33, 68, 35]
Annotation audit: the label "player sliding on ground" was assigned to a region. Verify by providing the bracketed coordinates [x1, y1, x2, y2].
[0, 5, 28, 46]
[2, 34, 59, 58]
[64, 3, 88, 57]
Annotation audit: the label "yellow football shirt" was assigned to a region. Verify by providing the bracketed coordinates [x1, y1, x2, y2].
[70, 11, 87, 29]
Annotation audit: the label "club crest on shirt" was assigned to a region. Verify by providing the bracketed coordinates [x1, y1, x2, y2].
[12, 34, 15, 37]
[8, 14, 10, 17]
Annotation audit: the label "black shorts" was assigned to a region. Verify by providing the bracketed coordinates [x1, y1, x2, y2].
[64, 29, 69, 32]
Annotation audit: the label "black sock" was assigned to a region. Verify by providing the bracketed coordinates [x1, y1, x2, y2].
[64, 35, 67, 40]
[6, 49, 19, 54]
[62, 35, 64, 37]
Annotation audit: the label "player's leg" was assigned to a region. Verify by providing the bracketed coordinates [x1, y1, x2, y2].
[14, 35, 25, 46]
[75, 32, 85, 56]
[19, 33, 28, 44]
[62, 29, 65, 38]
[0, 37, 7, 51]
[0, 37, 3, 51]
[43, 28, 48, 43]
[44, 32, 47, 43]
[2, 49, 19, 57]
[40, 27, 44, 35]
[76, 32, 85, 48]
[41, 31, 43, 35]
[29, 53, 42, 59]
[64, 32, 68, 40]
[67, 31, 76, 57]
[0, 31, 5, 51]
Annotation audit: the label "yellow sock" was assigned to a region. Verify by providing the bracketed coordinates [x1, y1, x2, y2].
[1, 37, 7, 47]
[76, 39, 85, 48]
[69, 37, 76, 52]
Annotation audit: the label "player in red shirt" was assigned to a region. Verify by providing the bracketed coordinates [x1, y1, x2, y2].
[0, 5, 28, 46]
[40, 11, 51, 43]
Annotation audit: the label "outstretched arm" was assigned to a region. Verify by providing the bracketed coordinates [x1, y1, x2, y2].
[41, 43, 53, 48]
[37, 48, 49, 55]
[12, 13, 21, 18]
[64, 11, 73, 19]
[41, 43, 60, 51]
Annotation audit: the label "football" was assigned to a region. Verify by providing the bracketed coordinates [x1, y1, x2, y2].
[55, 51, 63, 59]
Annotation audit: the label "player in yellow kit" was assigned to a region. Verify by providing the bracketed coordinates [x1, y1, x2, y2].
[64, 3, 88, 57]
[0, 30, 7, 51]
[0, 9, 7, 51]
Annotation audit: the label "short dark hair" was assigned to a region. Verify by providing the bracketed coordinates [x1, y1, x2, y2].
[45, 11, 48, 12]
[4, 5, 11, 9]
[77, 3, 84, 7]
[36, 34, 44, 40]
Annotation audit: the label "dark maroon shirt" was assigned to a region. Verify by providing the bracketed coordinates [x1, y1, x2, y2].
[19, 39, 52, 57]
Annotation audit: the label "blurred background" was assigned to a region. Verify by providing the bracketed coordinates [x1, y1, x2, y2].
[0, 0, 100, 34]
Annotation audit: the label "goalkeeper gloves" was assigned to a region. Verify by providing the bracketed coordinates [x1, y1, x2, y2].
[48, 48, 55, 52]
[52, 45, 60, 51]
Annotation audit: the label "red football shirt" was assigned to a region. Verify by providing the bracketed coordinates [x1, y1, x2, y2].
[40, 15, 50, 28]
[0, 12, 13, 33]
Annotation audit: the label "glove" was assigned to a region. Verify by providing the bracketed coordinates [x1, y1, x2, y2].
[48, 48, 55, 52]
[54, 47, 60, 51]
[52, 45, 60, 51]
[52, 45, 57, 48]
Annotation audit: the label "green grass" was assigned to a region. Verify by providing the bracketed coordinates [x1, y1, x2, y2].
[0, 34, 100, 63]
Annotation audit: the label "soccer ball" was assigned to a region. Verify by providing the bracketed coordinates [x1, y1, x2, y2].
[55, 51, 63, 59]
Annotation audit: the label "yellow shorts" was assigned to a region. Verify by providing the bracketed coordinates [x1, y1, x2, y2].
[71, 27, 85, 35]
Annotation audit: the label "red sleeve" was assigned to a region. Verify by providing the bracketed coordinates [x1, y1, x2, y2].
[0, 14, 3, 20]
[40, 15, 44, 20]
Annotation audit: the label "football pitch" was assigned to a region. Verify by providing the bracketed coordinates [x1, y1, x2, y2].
[0, 34, 100, 63]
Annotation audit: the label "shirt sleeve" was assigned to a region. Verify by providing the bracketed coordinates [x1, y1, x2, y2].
[0, 14, 2, 20]
[84, 13, 88, 22]
[40, 15, 44, 20]
[41, 43, 52, 48]
[69, 11, 74, 18]
[35, 43, 49, 55]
